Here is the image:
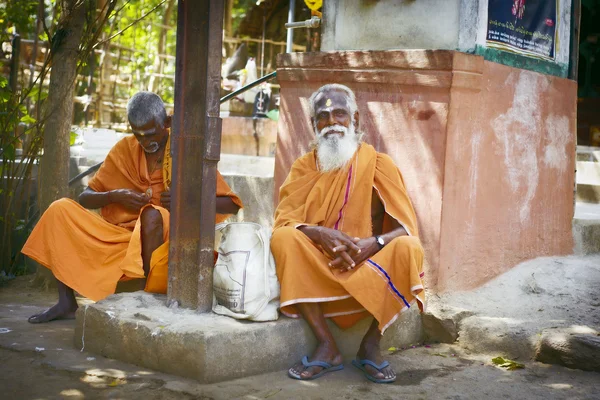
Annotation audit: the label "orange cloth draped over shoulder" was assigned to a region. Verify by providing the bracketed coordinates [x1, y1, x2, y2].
[270, 143, 425, 334]
[22, 135, 242, 301]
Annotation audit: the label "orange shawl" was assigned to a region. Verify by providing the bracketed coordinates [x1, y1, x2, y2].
[88, 134, 242, 227]
[274, 143, 418, 238]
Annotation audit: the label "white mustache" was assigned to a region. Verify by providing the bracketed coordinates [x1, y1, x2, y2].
[318, 124, 348, 137]
[142, 141, 160, 153]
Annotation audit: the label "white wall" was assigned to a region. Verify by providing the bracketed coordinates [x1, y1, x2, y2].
[322, 0, 571, 69]
[321, 0, 461, 52]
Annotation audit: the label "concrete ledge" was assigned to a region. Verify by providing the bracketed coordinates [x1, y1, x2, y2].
[576, 183, 600, 203]
[74, 292, 422, 383]
[573, 218, 600, 255]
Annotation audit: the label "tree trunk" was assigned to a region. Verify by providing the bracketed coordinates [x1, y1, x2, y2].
[34, 0, 86, 289]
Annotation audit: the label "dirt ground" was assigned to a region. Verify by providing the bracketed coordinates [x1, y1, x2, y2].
[1, 276, 599, 400]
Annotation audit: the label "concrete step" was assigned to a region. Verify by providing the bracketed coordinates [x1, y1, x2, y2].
[576, 183, 600, 203]
[75, 292, 423, 383]
[576, 145, 600, 162]
[576, 147, 600, 204]
[573, 202, 600, 255]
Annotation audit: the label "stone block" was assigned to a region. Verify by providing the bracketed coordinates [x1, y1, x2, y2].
[535, 327, 600, 372]
[422, 305, 474, 343]
[75, 292, 422, 383]
[458, 316, 537, 360]
[576, 183, 600, 203]
[573, 219, 600, 255]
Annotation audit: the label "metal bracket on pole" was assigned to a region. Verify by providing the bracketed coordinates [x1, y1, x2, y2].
[285, 16, 321, 30]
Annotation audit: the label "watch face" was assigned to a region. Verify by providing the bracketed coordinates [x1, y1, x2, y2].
[377, 236, 384, 246]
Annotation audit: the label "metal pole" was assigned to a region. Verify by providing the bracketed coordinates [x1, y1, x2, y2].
[286, 0, 295, 53]
[168, 0, 225, 311]
[260, 13, 266, 77]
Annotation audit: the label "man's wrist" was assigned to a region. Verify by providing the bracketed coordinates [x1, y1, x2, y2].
[374, 235, 385, 250]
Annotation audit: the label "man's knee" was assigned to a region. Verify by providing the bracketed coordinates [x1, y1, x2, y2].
[47, 198, 73, 213]
[388, 235, 424, 256]
[141, 207, 162, 231]
[271, 226, 302, 250]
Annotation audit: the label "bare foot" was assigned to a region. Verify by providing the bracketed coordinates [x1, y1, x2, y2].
[28, 302, 78, 324]
[288, 341, 343, 380]
[356, 341, 396, 382]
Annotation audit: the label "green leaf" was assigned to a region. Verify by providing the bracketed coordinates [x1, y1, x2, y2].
[26, 87, 39, 99]
[0, 76, 7, 88]
[0, 91, 10, 103]
[20, 115, 36, 124]
[3, 144, 15, 160]
[491, 356, 506, 365]
[70, 131, 79, 146]
[492, 357, 524, 370]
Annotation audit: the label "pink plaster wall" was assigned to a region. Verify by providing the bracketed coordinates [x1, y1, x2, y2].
[438, 61, 576, 291]
[274, 50, 576, 293]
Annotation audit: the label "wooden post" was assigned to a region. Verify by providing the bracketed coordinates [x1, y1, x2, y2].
[167, 0, 224, 311]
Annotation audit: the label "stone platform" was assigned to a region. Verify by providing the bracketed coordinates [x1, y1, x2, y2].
[74, 292, 422, 383]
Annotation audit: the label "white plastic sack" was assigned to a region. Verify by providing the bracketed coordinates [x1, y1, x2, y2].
[212, 222, 279, 321]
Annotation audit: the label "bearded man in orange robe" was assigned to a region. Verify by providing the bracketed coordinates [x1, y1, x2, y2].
[23, 91, 242, 323]
[271, 84, 425, 383]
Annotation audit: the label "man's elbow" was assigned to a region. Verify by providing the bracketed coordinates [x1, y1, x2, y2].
[78, 188, 93, 208]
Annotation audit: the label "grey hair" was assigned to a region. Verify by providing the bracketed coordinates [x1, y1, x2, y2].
[308, 83, 358, 119]
[126, 91, 167, 127]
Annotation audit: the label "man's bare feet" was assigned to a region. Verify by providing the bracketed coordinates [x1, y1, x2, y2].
[288, 341, 343, 380]
[28, 302, 78, 324]
[355, 339, 396, 383]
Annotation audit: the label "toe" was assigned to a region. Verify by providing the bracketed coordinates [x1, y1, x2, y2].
[384, 366, 396, 380]
[366, 365, 384, 380]
[289, 363, 303, 376]
[28, 312, 46, 323]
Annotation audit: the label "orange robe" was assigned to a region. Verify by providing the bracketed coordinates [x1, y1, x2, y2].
[22, 135, 242, 301]
[270, 143, 425, 333]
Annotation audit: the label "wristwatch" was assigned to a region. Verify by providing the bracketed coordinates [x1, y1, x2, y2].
[375, 235, 385, 250]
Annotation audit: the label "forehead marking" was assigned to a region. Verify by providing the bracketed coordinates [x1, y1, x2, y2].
[325, 98, 332, 107]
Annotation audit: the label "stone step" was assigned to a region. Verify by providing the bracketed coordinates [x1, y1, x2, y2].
[74, 292, 423, 383]
[576, 158, 600, 204]
[576, 183, 600, 203]
[573, 203, 600, 255]
[576, 146, 600, 162]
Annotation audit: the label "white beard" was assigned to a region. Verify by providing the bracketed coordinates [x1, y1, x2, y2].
[315, 123, 360, 172]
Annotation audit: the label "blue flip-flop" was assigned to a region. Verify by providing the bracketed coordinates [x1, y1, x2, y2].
[288, 356, 344, 380]
[351, 358, 396, 383]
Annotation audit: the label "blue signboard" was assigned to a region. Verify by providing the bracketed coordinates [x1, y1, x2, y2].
[486, 0, 557, 60]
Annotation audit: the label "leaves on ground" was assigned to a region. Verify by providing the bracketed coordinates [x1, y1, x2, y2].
[492, 356, 525, 370]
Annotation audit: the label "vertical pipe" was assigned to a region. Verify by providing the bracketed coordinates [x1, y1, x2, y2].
[168, 0, 225, 311]
[286, 0, 295, 53]
[260, 13, 266, 77]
